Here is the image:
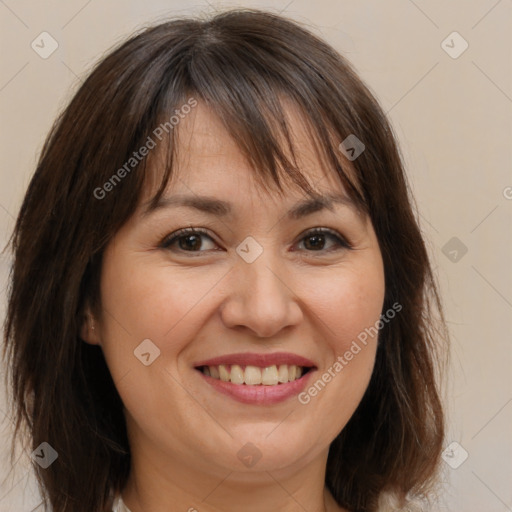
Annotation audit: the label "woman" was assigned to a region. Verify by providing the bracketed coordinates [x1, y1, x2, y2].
[2, 8, 448, 512]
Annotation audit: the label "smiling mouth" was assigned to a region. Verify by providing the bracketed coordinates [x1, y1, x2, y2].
[195, 364, 314, 385]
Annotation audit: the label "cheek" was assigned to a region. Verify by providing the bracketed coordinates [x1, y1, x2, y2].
[97, 247, 230, 375]
[100, 247, 188, 333]
[96, 249, 216, 437]
[295, 260, 385, 435]
[304, 261, 385, 348]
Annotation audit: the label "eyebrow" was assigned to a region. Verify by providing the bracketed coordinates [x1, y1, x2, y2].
[141, 192, 357, 220]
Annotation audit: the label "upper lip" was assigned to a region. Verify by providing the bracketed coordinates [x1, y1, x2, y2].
[194, 352, 317, 368]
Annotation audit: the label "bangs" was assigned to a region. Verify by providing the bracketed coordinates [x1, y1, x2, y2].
[135, 21, 369, 216]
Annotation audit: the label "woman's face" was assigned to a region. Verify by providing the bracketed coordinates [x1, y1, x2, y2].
[84, 101, 385, 480]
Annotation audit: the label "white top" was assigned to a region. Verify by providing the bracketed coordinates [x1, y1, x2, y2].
[112, 495, 132, 512]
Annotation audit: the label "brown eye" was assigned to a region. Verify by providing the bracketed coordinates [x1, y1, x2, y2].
[295, 228, 352, 253]
[160, 228, 218, 252]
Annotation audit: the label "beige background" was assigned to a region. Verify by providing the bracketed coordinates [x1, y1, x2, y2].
[1, 1, 511, 511]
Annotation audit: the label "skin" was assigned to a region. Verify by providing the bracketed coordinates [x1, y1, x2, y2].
[81, 101, 385, 512]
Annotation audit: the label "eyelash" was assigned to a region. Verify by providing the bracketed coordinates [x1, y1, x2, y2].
[159, 227, 352, 255]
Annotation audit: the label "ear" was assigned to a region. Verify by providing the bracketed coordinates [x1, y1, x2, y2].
[80, 306, 102, 346]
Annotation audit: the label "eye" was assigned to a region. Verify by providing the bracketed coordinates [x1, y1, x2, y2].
[160, 227, 352, 255]
[293, 228, 352, 253]
[160, 227, 218, 253]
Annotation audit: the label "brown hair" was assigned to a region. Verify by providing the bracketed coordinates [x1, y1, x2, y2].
[2, 8, 447, 512]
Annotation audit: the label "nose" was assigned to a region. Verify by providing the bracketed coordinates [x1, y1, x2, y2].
[219, 249, 303, 338]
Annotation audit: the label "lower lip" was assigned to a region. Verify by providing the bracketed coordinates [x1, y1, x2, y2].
[197, 369, 315, 405]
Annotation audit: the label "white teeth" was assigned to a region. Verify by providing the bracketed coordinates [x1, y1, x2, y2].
[244, 365, 262, 385]
[261, 365, 278, 385]
[278, 364, 288, 383]
[201, 364, 307, 385]
[219, 364, 230, 382]
[230, 364, 244, 385]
